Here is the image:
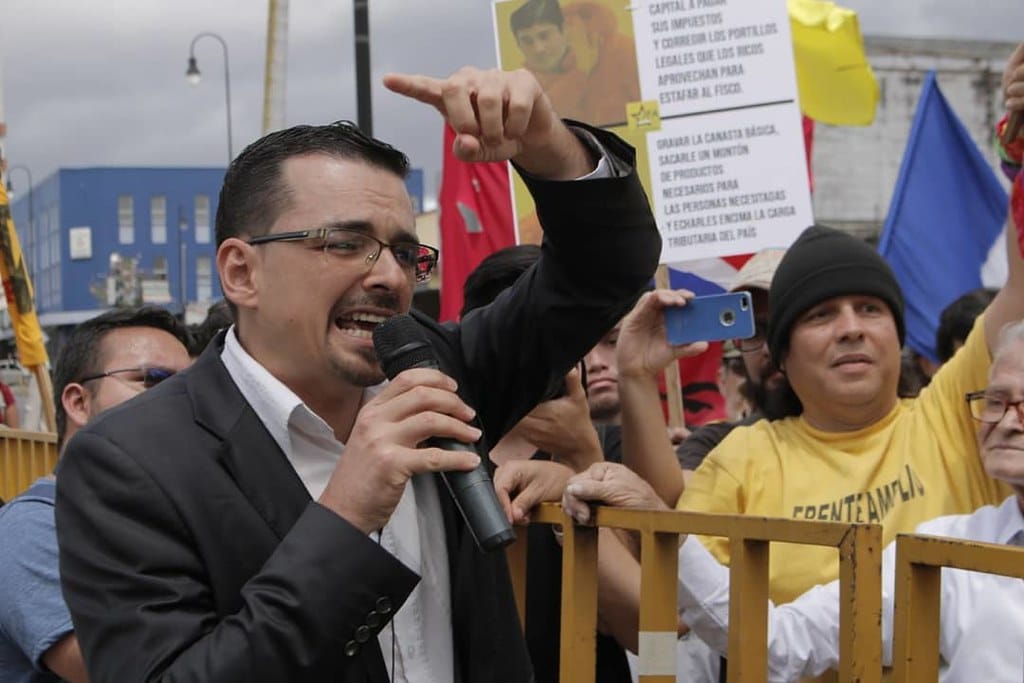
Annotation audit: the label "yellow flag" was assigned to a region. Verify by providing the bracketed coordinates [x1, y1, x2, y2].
[0, 182, 49, 367]
[789, 0, 880, 126]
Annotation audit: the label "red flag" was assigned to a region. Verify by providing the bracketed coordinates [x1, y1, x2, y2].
[438, 124, 516, 321]
[657, 343, 728, 427]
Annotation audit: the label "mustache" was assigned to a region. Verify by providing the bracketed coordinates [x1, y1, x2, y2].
[338, 293, 403, 314]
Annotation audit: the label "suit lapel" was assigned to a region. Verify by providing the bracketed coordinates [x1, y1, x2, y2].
[186, 334, 310, 540]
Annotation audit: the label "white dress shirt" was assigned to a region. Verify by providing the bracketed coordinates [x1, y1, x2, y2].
[677, 495, 1024, 682]
[222, 328, 453, 682]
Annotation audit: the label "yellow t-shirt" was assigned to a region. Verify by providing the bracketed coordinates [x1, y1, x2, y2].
[677, 314, 1011, 604]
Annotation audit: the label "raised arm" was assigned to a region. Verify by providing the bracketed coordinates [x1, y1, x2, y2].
[617, 290, 706, 506]
[391, 67, 661, 444]
[383, 67, 595, 179]
[984, 43, 1024, 351]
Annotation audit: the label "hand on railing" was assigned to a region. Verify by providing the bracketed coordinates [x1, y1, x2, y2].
[494, 459, 574, 525]
[562, 462, 671, 525]
[516, 368, 604, 472]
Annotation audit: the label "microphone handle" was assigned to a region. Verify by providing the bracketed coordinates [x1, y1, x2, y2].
[429, 438, 516, 552]
[398, 358, 514, 551]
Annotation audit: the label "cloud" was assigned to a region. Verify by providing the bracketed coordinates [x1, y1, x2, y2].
[2, 0, 1022, 202]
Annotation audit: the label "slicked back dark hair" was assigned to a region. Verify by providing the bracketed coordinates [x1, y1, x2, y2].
[53, 306, 189, 448]
[511, 0, 565, 34]
[215, 120, 410, 247]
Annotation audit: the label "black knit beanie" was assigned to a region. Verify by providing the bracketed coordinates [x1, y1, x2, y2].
[768, 225, 905, 368]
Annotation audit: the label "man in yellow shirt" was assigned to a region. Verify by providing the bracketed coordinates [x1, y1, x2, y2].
[678, 219, 1021, 603]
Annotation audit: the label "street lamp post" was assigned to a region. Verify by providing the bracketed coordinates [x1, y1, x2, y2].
[5, 165, 35, 281]
[177, 206, 188, 317]
[186, 32, 234, 164]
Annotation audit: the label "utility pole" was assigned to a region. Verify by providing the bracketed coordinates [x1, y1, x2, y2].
[353, 0, 372, 135]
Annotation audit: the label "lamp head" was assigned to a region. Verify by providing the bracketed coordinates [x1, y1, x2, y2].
[185, 57, 201, 86]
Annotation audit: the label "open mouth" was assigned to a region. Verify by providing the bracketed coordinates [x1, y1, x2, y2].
[335, 312, 390, 339]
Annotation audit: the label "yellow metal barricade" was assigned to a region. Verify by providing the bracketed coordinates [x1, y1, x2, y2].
[891, 534, 1024, 682]
[508, 502, 883, 683]
[0, 429, 59, 501]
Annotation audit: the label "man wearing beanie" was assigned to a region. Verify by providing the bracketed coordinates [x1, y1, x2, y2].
[677, 220, 1022, 607]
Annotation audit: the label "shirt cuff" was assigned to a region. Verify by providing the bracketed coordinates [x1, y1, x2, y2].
[568, 126, 620, 180]
[677, 535, 731, 653]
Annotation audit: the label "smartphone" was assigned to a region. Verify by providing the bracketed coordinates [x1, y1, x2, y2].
[664, 292, 755, 345]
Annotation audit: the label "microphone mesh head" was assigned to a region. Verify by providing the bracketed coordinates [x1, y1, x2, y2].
[372, 314, 437, 379]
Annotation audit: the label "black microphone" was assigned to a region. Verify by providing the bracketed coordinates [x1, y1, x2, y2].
[373, 314, 516, 552]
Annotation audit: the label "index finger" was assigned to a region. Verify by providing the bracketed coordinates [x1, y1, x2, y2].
[492, 466, 518, 524]
[383, 73, 444, 111]
[376, 366, 458, 397]
[564, 367, 586, 398]
[1009, 43, 1024, 73]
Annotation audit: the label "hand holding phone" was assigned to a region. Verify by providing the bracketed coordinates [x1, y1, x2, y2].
[664, 292, 755, 345]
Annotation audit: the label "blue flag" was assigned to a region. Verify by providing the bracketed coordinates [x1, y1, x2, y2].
[878, 71, 1008, 363]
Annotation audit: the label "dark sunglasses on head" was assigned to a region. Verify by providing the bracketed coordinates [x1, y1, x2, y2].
[78, 366, 177, 389]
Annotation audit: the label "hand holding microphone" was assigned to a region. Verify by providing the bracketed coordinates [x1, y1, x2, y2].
[316, 329, 486, 539]
[373, 314, 516, 552]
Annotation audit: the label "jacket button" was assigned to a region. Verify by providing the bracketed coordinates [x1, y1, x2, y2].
[366, 610, 382, 628]
[344, 640, 359, 657]
[376, 596, 393, 614]
[355, 625, 371, 643]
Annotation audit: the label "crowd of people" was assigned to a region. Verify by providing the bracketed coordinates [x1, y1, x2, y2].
[0, 34, 1020, 683]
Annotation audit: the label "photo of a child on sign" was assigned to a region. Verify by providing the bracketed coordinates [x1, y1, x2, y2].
[495, 0, 647, 244]
[505, 0, 641, 128]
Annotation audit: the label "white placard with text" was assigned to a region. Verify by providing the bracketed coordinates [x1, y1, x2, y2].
[633, 0, 814, 261]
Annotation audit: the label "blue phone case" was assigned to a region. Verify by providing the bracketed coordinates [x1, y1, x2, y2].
[664, 292, 755, 345]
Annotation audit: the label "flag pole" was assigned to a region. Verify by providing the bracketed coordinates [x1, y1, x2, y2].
[0, 181, 54, 432]
[31, 365, 55, 432]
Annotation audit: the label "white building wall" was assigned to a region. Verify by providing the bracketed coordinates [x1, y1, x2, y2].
[811, 37, 1014, 238]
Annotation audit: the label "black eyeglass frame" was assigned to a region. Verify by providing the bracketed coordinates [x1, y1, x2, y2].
[965, 390, 1024, 424]
[78, 367, 177, 390]
[246, 227, 439, 283]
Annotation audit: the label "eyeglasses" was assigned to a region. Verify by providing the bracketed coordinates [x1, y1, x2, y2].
[736, 322, 768, 353]
[965, 391, 1024, 424]
[79, 367, 177, 390]
[247, 227, 439, 283]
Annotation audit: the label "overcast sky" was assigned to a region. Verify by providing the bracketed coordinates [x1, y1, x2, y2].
[2, 0, 1022, 204]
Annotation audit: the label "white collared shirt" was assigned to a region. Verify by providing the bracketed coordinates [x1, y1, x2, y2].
[221, 327, 453, 682]
[677, 495, 1024, 682]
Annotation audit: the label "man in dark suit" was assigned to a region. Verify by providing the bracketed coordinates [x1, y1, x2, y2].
[55, 66, 660, 681]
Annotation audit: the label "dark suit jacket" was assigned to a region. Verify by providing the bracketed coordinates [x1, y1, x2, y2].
[55, 125, 660, 682]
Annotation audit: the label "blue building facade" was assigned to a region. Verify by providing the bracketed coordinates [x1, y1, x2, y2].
[5, 165, 427, 329]
[7, 167, 226, 326]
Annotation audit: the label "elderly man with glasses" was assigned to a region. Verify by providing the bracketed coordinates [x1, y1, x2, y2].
[54, 65, 660, 682]
[0, 305, 190, 683]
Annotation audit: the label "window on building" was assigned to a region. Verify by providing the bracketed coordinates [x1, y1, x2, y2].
[151, 195, 167, 244]
[195, 194, 211, 244]
[196, 256, 213, 302]
[118, 195, 134, 244]
[153, 255, 168, 278]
